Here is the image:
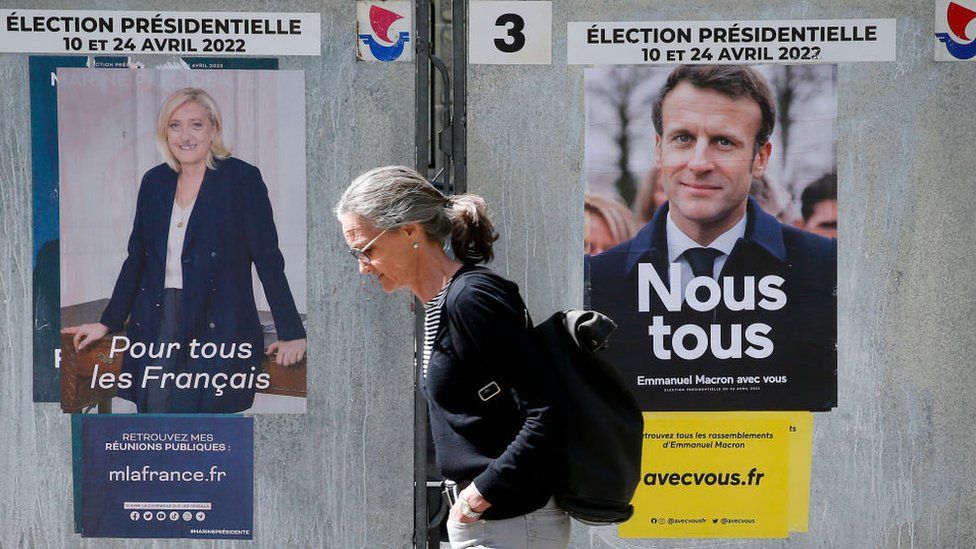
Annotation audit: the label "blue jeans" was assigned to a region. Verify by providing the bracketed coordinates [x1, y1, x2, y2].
[447, 497, 570, 549]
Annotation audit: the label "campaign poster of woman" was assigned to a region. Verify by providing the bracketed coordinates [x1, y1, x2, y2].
[58, 68, 307, 414]
[584, 64, 838, 411]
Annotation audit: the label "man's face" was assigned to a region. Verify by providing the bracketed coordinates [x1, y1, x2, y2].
[655, 82, 771, 238]
[804, 199, 837, 238]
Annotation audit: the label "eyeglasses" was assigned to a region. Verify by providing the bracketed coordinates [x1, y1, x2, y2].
[348, 228, 390, 265]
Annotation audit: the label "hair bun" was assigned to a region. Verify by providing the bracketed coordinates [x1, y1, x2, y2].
[446, 194, 498, 263]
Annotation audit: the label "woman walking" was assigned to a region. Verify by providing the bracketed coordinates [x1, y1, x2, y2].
[336, 166, 569, 549]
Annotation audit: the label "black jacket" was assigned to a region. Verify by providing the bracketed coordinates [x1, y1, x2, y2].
[101, 158, 305, 412]
[422, 264, 557, 519]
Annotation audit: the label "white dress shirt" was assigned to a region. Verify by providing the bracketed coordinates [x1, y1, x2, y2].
[164, 200, 195, 289]
[666, 211, 747, 297]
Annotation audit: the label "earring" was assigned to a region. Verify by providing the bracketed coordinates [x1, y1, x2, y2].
[411, 242, 419, 249]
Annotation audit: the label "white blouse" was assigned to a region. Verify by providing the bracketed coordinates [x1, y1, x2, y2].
[163, 199, 196, 289]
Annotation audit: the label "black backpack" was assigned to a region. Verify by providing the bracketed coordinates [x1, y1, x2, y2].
[532, 309, 643, 525]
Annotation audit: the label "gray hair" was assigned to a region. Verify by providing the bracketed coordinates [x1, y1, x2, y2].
[335, 166, 497, 263]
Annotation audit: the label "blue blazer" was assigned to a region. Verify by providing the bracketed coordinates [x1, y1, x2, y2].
[100, 157, 305, 412]
[586, 198, 837, 411]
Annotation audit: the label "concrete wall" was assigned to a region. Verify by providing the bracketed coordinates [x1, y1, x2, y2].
[466, 1, 975, 548]
[0, 0, 416, 547]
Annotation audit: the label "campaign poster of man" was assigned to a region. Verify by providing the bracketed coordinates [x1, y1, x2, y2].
[584, 64, 837, 411]
[57, 68, 308, 414]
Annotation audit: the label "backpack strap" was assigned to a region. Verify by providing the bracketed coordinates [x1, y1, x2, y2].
[441, 265, 517, 403]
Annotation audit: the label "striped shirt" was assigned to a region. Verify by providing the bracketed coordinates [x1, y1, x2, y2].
[422, 284, 450, 379]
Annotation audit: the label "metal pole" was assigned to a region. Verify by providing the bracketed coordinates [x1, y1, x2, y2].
[451, 0, 467, 193]
[413, 1, 432, 546]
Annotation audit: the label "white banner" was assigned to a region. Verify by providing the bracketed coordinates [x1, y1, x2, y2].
[469, 1, 552, 65]
[567, 19, 896, 65]
[0, 9, 320, 55]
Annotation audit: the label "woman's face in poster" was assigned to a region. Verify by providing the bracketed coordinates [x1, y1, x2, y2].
[166, 100, 215, 170]
[584, 209, 615, 255]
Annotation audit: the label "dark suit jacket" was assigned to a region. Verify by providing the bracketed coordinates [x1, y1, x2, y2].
[586, 198, 836, 411]
[100, 157, 305, 412]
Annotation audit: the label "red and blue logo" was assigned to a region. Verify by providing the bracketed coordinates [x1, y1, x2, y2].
[359, 5, 411, 62]
[936, 1, 976, 59]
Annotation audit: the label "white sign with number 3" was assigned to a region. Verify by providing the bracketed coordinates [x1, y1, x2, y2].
[469, 1, 552, 64]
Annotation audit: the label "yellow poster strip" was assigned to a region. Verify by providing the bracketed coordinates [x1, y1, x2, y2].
[786, 413, 813, 532]
[620, 412, 812, 538]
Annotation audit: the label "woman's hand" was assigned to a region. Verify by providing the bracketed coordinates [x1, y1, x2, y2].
[61, 322, 110, 351]
[266, 338, 307, 366]
[449, 483, 491, 524]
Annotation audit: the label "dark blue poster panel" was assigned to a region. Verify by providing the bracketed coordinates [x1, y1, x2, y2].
[30, 56, 279, 403]
[78, 414, 253, 539]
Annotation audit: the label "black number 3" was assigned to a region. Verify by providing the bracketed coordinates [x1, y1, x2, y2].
[494, 13, 526, 53]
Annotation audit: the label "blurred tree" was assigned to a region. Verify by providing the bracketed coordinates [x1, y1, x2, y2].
[772, 65, 835, 197]
[587, 67, 650, 206]
[777, 66, 794, 167]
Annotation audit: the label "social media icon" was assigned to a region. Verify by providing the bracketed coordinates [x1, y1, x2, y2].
[156, 511, 166, 521]
[170, 511, 179, 521]
[130, 511, 140, 521]
[143, 511, 153, 521]
[195, 511, 206, 521]
[183, 511, 193, 521]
